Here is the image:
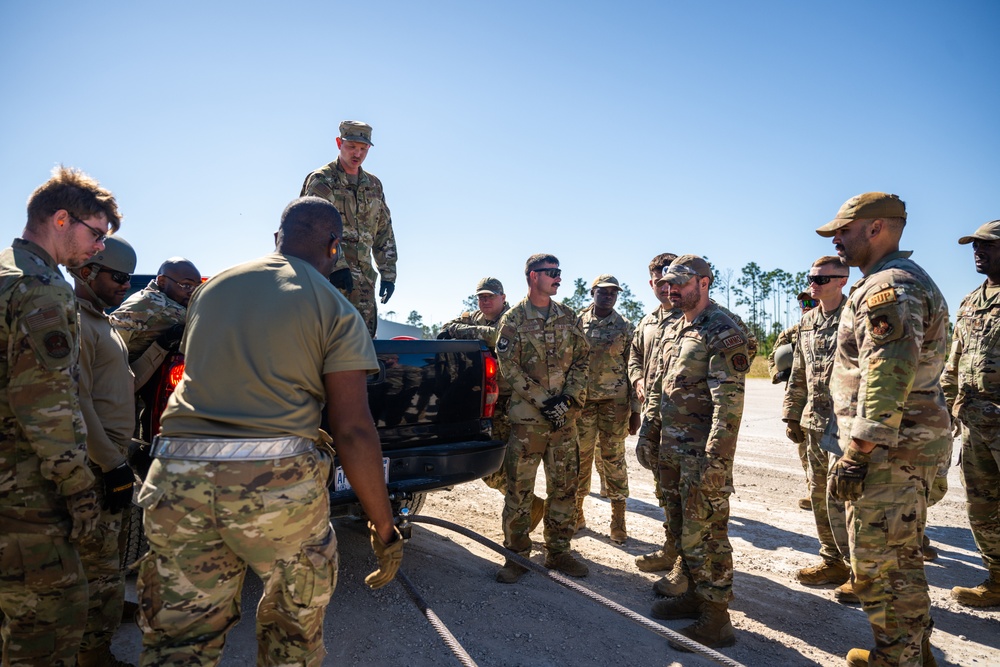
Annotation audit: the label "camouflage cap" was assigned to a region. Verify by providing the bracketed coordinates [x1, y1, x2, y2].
[657, 254, 712, 285]
[476, 276, 504, 295]
[590, 274, 621, 291]
[958, 219, 1000, 245]
[339, 120, 374, 146]
[816, 192, 906, 237]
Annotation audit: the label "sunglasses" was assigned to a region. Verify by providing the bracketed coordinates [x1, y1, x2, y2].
[531, 268, 562, 279]
[90, 265, 130, 285]
[799, 298, 818, 309]
[807, 274, 848, 285]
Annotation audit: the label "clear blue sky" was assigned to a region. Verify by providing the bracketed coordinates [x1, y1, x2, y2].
[2, 1, 997, 331]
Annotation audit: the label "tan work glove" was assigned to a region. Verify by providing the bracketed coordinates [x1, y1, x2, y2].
[785, 420, 805, 444]
[365, 521, 404, 589]
[828, 443, 872, 502]
[66, 489, 100, 541]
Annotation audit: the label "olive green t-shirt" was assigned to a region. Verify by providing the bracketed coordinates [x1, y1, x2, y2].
[160, 253, 377, 439]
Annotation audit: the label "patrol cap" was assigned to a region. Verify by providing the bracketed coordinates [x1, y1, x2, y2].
[87, 235, 136, 274]
[476, 276, 504, 295]
[590, 274, 621, 291]
[657, 254, 712, 285]
[816, 192, 906, 238]
[339, 120, 373, 146]
[958, 220, 1000, 245]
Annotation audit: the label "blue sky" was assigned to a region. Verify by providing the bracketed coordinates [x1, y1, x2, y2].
[2, 1, 997, 331]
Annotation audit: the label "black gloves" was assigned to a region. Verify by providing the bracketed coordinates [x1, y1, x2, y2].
[380, 281, 395, 304]
[540, 394, 572, 430]
[156, 323, 185, 351]
[330, 268, 354, 294]
[103, 462, 135, 513]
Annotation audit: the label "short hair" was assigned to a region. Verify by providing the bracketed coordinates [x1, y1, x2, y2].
[648, 253, 677, 276]
[812, 255, 846, 270]
[524, 253, 559, 275]
[26, 165, 121, 232]
[277, 197, 343, 261]
[884, 217, 906, 234]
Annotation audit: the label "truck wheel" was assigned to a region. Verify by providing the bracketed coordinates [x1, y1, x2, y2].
[120, 504, 149, 570]
[392, 492, 426, 516]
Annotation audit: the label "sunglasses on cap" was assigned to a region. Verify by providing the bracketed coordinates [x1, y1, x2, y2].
[799, 298, 818, 309]
[530, 268, 561, 279]
[807, 274, 849, 285]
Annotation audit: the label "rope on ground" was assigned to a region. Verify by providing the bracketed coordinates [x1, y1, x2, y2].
[395, 569, 479, 667]
[408, 513, 747, 667]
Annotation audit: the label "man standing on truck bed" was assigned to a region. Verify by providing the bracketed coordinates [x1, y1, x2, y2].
[494, 254, 591, 583]
[300, 120, 397, 337]
[0, 165, 116, 666]
[135, 196, 402, 666]
[70, 235, 140, 667]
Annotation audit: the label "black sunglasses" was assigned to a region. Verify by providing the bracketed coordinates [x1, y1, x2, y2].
[93, 265, 130, 285]
[807, 275, 848, 285]
[530, 268, 561, 279]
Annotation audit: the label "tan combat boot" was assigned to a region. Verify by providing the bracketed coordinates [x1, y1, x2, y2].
[78, 644, 136, 667]
[635, 545, 676, 572]
[795, 559, 851, 586]
[574, 496, 586, 532]
[834, 579, 860, 604]
[951, 571, 1000, 608]
[544, 551, 589, 578]
[798, 497, 812, 510]
[496, 558, 529, 584]
[609, 500, 627, 544]
[529, 496, 545, 533]
[846, 644, 938, 667]
[650, 588, 702, 620]
[653, 556, 691, 597]
[667, 599, 736, 651]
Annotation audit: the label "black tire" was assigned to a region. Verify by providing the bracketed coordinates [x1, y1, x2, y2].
[120, 504, 149, 570]
[391, 492, 426, 516]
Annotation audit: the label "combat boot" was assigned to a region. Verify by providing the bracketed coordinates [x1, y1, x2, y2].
[653, 556, 692, 597]
[798, 498, 812, 511]
[650, 589, 702, 620]
[609, 500, 627, 544]
[846, 645, 938, 667]
[795, 559, 850, 586]
[78, 644, 136, 667]
[834, 579, 860, 604]
[950, 571, 1000, 608]
[529, 496, 545, 533]
[635, 546, 676, 572]
[574, 496, 586, 532]
[921, 534, 938, 561]
[544, 551, 589, 578]
[667, 600, 736, 651]
[496, 559, 529, 584]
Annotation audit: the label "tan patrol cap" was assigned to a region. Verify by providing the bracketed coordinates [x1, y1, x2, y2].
[657, 254, 712, 285]
[816, 192, 906, 238]
[958, 220, 1000, 245]
[476, 277, 504, 295]
[590, 274, 621, 291]
[339, 120, 374, 146]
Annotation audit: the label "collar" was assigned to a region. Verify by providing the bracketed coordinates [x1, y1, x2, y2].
[13, 237, 59, 271]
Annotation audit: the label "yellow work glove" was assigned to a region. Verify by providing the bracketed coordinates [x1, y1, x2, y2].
[365, 522, 404, 590]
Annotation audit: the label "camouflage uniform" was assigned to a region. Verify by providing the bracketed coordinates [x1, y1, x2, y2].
[767, 324, 800, 382]
[496, 298, 589, 559]
[942, 282, 1000, 581]
[576, 304, 636, 502]
[830, 251, 950, 667]
[782, 300, 849, 565]
[648, 303, 749, 603]
[442, 305, 512, 492]
[109, 279, 186, 362]
[76, 297, 136, 653]
[0, 238, 93, 667]
[301, 160, 397, 337]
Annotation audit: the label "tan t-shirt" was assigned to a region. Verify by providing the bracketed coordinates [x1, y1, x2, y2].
[160, 253, 378, 439]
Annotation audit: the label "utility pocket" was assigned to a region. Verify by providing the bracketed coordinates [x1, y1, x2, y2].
[288, 525, 339, 608]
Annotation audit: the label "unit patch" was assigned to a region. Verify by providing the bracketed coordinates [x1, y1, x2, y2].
[868, 314, 894, 342]
[867, 288, 897, 309]
[43, 331, 71, 358]
[721, 334, 745, 349]
[497, 336, 510, 353]
[731, 353, 750, 373]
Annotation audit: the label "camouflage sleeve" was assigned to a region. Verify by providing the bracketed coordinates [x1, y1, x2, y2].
[705, 340, 747, 461]
[495, 315, 553, 410]
[852, 283, 920, 446]
[561, 324, 591, 408]
[131, 339, 167, 390]
[8, 283, 94, 495]
[627, 322, 645, 388]
[941, 317, 963, 417]
[725, 308, 758, 362]
[624, 320, 641, 412]
[449, 322, 501, 346]
[77, 324, 127, 471]
[372, 191, 397, 283]
[782, 333, 808, 423]
[300, 171, 332, 200]
[645, 341, 665, 419]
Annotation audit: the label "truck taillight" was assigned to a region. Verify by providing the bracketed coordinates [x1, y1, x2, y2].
[483, 353, 499, 418]
[167, 360, 185, 389]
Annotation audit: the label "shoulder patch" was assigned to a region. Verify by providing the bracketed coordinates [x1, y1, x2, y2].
[26, 307, 62, 332]
[731, 352, 750, 373]
[43, 331, 71, 358]
[867, 287, 897, 309]
[496, 336, 510, 354]
[720, 333, 746, 350]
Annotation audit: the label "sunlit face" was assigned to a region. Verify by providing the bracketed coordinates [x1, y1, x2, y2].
[832, 219, 873, 268]
[530, 265, 561, 297]
[158, 265, 202, 307]
[91, 265, 131, 308]
[477, 292, 506, 320]
[64, 212, 109, 268]
[666, 276, 704, 312]
[338, 140, 371, 174]
[972, 239, 1000, 280]
[807, 263, 849, 301]
[650, 268, 671, 306]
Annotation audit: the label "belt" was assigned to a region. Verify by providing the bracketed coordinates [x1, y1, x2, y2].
[153, 435, 315, 461]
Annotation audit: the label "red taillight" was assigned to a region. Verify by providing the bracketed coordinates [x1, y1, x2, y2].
[167, 360, 185, 389]
[483, 353, 499, 418]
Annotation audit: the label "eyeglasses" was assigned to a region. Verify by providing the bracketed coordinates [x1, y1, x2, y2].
[69, 214, 108, 244]
[799, 298, 818, 309]
[806, 274, 849, 285]
[94, 266, 131, 285]
[530, 267, 561, 279]
[161, 275, 200, 292]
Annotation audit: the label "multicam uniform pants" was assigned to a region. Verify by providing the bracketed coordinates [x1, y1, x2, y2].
[804, 429, 848, 564]
[576, 399, 630, 502]
[482, 395, 511, 494]
[137, 451, 337, 667]
[960, 424, 1000, 576]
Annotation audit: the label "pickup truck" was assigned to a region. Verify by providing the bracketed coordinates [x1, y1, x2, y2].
[118, 275, 507, 566]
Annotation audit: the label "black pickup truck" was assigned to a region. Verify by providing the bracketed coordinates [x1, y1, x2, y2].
[119, 276, 507, 565]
